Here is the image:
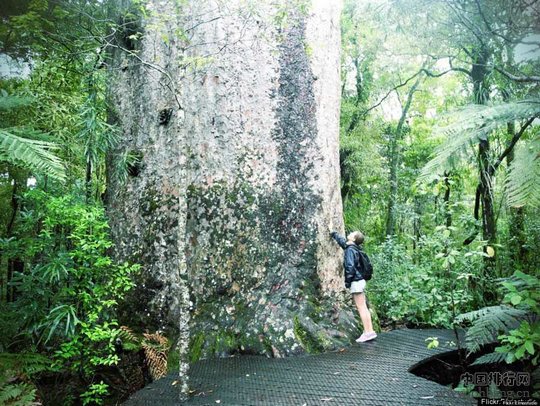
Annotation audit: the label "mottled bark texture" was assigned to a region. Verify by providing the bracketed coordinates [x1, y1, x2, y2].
[107, 0, 352, 387]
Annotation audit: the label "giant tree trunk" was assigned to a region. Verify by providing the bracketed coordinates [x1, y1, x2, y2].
[107, 0, 352, 394]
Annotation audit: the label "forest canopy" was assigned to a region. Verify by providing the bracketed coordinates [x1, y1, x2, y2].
[1, 0, 539, 404]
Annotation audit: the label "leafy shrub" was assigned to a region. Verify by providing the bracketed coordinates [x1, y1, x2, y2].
[3, 189, 140, 403]
[494, 272, 539, 365]
[369, 230, 481, 328]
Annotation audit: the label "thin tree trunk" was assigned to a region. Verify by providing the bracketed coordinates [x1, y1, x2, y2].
[345, 57, 366, 134]
[479, 139, 496, 245]
[85, 161, 92, 203]
[506, 122, 526, 272]
[471, 47, 497, 272]
[4, 168, 27, 302]
[443, 171, 452, 227]
[385, 76, 421, 236]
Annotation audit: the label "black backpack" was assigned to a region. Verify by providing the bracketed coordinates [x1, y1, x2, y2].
[357, 250, 373, 281]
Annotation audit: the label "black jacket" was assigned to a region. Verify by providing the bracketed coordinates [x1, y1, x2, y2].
[331, 232, 364, 288]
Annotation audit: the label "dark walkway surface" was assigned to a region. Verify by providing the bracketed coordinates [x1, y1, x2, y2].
[126, 329, 475, 405]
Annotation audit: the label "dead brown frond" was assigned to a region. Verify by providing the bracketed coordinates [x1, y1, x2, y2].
[142, 332, 169, 381]
[119, 325, 139, 343]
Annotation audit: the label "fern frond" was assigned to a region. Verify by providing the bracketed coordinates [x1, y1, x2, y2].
[117, 326, 142, 352]
[0, 353, 50, 377]
[455, 305, 527, 353]
[142, 332, 169, 381]
[0, 127, 66, 181]
[111, 150, 141, 186]
[119, 326, 139, 343]
[472, 351, 507, 365]
[506, 136, 540, 207]
[0, 383, 38, 406]
[420, 99, 540, 181]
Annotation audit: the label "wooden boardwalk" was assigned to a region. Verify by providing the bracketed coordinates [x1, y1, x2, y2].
[125, 329, 475, 405]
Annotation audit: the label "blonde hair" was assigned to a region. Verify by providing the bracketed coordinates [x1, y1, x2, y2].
[347, 231, 365, 245]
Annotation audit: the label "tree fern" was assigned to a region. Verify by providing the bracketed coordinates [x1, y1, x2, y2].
[419, 99, 540, 181]
[472, 351, 507, 366]
[506, 136, 540, 207]
[455, 305, 527, 353]
[0, 127, 66, 181]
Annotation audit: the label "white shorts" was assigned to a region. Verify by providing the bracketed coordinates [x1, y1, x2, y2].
[350, 280, 366, 294]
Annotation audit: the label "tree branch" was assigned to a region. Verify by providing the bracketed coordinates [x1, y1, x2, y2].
[494, 66, 540, 83]
[449, 57, 472, 77]
[355, 70, 422, 122]
[474, 0, 540, 46]
[447, 2, 487, 49]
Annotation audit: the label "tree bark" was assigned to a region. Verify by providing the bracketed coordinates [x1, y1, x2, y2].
[107, 0, 351, 395]
[107, 0, 191, 396]
[443, 172, 452, 228]
[471, 46, 497, 269]
[505, 122, 526, 271]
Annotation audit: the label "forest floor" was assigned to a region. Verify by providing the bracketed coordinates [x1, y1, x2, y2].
[125, 328, 474, 405]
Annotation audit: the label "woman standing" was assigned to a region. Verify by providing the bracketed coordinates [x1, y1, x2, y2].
[331, 231, 377, 343]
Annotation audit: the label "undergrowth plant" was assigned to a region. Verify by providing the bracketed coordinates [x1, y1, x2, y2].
[0, 353, 49, 406]
[118, 326, 170, 381]
[456, 271, 539, 367]
[368, 230, 482, 328]
[2, 189, 140, 404]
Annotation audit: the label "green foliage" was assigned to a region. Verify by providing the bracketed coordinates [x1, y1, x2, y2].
[506, 136, 540, 208]
[457, 271, 539, 367]
[496, 321, 540, 365]
[3, 189, 139, 401]
[501, 271, 540, 313]
[420, 99, 540, 182]
[0, 353, 49, 406]
[112, 150, 142, 187]
[454, 381, 481, 398]
[0, 382, 37, 406]
[340, 0, 539, 340]
[0, 352, 50, 377]
[0, 92, 66, 180]
[494, 271, 540, 365]
[0, 127, 65, 181]
[368, 235, 479, 328]
[471, 350, 507, 366]
[81, 381, 109, 406]
[188, 332, 206, 363]
[456, 305, 526, 353]
[425, 336, 439, 349]
[0, 92, 32, 110]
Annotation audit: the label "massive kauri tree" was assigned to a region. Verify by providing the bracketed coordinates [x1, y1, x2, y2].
[107, 0, 353, 394]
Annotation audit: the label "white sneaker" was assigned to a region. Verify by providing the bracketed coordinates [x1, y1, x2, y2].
[356, 332, 377, 343]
